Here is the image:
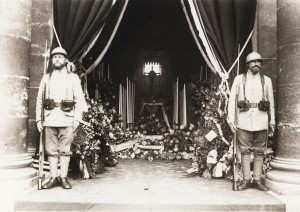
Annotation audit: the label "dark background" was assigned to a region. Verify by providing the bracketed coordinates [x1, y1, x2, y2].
[103, 0, 206, 83]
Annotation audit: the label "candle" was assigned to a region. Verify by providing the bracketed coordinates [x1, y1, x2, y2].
[108, 64, 110, 79]
[200, 65, 203, 81]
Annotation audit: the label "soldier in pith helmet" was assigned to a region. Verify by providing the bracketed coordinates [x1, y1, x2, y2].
[227, 51, 275, 191]
[36, 47, 86, 189]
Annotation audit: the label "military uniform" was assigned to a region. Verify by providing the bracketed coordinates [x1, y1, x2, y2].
[227, 52, 275, 191]
[36, 47, 86, 189]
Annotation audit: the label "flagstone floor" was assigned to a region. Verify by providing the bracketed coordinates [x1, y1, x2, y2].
[11, 159, 289, 211]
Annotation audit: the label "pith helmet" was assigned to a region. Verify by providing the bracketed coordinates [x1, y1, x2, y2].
[51, 47, 67, 57]
[246, 51, 263, 63]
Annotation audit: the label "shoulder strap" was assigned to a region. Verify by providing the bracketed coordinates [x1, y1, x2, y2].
[66, 73, 75, 101]
[46, 73, 51, 98]
[260, 73, 265, 100]
[66, 73, 71, 100]
[242, 73, 247, 100]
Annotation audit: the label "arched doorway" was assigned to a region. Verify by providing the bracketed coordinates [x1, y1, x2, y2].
[87, 0, 207, 127]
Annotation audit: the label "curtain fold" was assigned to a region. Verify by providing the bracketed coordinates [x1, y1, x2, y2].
[82, 0, 129, 73]
[182, 0, 257, 82]
[181, 0, 216, 74]
[53, 0, 113, 61]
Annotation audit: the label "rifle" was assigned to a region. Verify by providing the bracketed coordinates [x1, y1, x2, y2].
[232, 84, 239, 191]
[232, 44, 240, 191]
[38, 85, 45, 189]
[38, 40, 48, 190]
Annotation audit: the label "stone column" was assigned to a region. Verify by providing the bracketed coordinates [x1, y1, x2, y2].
[265, 0, 300, 194]
[0, 0, 36, 191]
[256, 0, 277, 83]
[27, 0, 53, 156]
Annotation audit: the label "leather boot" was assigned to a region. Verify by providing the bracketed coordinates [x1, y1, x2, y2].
[252, 180, 268, 191]
[237, 180, 252, 191]
[60, 177, 72, 189]
[42, 177, 60, 189]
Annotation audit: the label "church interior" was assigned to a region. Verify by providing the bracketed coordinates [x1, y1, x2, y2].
[1, 0, 300, 210]
[83, 0, 208, 127]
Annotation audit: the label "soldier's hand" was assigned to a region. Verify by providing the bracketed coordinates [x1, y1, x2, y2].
[37, 121, 43, 132]
[269, 124, 275, 137]
[229, 122, 237, 133]
[73, 120, 80, 132]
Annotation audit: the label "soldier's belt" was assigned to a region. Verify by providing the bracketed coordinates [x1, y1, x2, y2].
[247, 103, 258, 108]
[51, 101, 74, 107]
[54, 102, 62, 107]
[43, 99, 75, 111]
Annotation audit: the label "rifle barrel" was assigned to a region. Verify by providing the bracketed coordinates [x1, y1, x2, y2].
[38, 40, 48, 190]
[38, 88, 45, 190]
[233, 85, 239, 191]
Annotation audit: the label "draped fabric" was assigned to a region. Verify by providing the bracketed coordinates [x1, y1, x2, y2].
[182, 0, 257, 83]
[53, 0, 114, 62]
[82, 0, 129, 74]
[181, 0, 217, 74]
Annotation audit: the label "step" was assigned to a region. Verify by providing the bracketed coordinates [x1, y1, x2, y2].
[14, 159, 285, 212]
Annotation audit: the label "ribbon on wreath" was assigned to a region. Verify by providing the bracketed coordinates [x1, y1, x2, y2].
[213, 119, 230, 146]
[79, 159, 90, 179]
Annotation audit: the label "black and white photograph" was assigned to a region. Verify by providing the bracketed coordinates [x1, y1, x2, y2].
[0, 0, 300, 211]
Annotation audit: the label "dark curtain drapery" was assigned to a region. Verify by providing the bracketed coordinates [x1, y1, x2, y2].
[82, 0, 128, 73]
[53, 0, 113, 61]
[183, 0, 257, 82]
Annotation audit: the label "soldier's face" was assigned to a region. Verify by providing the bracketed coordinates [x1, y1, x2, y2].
[52, 54, 67, 69]
[248, 60, 262, 74]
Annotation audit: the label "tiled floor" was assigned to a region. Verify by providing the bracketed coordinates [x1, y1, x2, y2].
[15, 159, 285, 211]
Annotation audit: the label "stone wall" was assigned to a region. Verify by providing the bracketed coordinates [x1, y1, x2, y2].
[0, 0, 32, 154]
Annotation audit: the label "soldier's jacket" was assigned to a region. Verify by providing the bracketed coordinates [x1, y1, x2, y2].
[227, 70, 275, 131]
[36, 68, 87, 127]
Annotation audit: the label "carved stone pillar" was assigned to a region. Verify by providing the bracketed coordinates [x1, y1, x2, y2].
[0, 0, 36, 191]
[265, 0, 300, 194]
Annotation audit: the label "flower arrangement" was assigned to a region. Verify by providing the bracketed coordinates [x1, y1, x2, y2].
[117, 137, 163, 161]
[116, 134, 194, 161]
[71, 73, 275, 180]
[162, 123, 195, 154]
[71, 78, 133, 178]
[134, 103, 169, 135]
[188, 78, 275, 179]
[188, 79, 233, 178]
[71, 99, 118, 178]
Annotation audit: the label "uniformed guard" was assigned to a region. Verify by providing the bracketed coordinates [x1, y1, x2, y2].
[227, 51, 275, 191]
[36, 47, 86, 189]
